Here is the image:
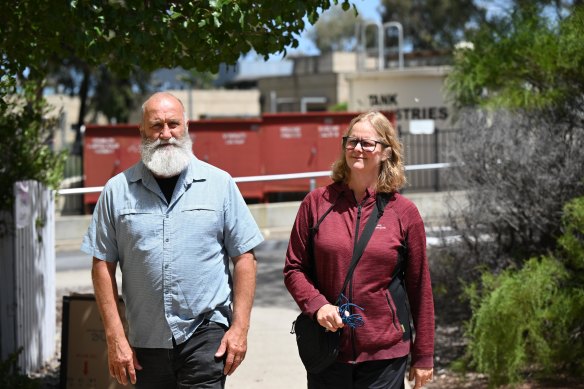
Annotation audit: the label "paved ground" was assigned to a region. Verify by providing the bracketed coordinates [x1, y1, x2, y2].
[57, 240, 415, 388]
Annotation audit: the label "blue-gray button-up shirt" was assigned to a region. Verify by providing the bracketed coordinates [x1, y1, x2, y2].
[81, 156, 264, 348]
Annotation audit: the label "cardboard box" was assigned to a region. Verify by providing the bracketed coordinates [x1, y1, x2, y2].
[60, 294, 129, 389]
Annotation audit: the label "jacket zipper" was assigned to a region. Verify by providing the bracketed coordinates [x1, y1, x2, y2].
[385, 290, 401, 332]
[350, 199, 364, 362]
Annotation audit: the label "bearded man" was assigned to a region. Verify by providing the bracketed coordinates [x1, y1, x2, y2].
[81, 92, 264, 388]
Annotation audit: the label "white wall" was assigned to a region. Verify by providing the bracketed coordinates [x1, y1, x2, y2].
[347, 66, 454, 133]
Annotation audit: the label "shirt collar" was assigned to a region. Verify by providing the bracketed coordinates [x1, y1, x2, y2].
[182, 155, 208, 184]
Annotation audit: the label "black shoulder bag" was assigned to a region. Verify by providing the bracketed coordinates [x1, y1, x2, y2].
[291, 193, 390, 374]
[388, 238, 411, 341]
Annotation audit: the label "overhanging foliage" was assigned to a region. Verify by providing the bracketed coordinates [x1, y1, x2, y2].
[0, 0, 353, 78]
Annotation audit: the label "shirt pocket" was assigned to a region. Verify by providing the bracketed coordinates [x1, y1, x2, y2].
[118, 208, 160, 237]
[181, 204, 222, 235]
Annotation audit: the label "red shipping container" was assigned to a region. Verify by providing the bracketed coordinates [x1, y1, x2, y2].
[82, 112, 396, 208]
[83, 124, 142, 207]
[189, 118, 263, 201]
[260, 112, 396, 195]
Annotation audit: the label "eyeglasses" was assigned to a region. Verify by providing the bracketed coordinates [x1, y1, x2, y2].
[342, 136, 389, 152]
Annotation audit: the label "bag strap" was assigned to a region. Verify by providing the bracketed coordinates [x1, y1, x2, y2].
[388, 204, 408, 285]
[307, 193, 341, 267]
[307, 191, 391, 299]
[390, 240, 408, 283]
[309, 201, 337, 235]
[337, 193, 391, 299]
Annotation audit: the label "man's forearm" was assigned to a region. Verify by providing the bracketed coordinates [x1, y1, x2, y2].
[231, 251, 257, 330]
[92, 258, 125, 341]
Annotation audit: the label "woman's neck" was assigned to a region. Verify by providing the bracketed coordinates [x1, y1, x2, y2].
[348, 175, 377, 203]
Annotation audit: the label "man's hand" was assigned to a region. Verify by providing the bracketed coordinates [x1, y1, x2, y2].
[93, 258, 142, 385]
[316, 304, 344, 332]
[106, 336, 142, 385]
[409, 367, 433, 389]
[217, 251, 256, 375]
[214, 324, 248, 375]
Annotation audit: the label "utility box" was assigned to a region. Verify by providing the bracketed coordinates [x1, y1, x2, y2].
[60, 294, 128, 389]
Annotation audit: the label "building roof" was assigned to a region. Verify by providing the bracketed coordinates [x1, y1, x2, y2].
[231, 59, 294, 82]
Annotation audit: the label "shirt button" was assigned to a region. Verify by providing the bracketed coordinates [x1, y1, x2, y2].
[166, 215, 169, 218]
[165, 238, 169, 242]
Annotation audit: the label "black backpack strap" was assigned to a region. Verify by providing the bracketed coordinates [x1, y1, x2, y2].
[305, 191, 343, 284]
[310, 201, 337, 235]
[387, 201, 408, 282]
[391, 240, 408, 280]
[338, 193, 391, 299]
[387, 201, 411, 341]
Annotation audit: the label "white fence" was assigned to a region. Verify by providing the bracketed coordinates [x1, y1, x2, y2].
[0, 180, 56, 373]
[57, 163, 456, 196]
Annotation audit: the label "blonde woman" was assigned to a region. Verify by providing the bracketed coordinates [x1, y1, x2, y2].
[284, 111, 434, 389]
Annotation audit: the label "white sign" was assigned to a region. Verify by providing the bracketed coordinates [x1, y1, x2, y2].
[318, 125, 340, 138]
[409, 119, 435, 135]
[280, 126, 302, 139]
[15, 182, 32, 229]
[223, 132, 247, 145]
[87, 137, 120, 154]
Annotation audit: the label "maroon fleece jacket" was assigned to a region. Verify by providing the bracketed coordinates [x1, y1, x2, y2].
[284, 182, 435, 368]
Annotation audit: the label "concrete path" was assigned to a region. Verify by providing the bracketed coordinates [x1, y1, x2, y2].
[57, 239, 412, 388]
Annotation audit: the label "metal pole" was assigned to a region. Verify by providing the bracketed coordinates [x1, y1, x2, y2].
[434, 128, 440, 191]
[383, 22, 404, 70]
[270, 90, 277, 113]
[360, 21, 382, 71]
[378, 21, 384, 70]
[188, 88, 193, 120]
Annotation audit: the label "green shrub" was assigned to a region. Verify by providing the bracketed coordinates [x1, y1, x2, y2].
[0, 349, 39, 389]
[328, 102, 348, 112]
[464, 196, 584, 387]
[0, 79, 66, 214]
[558, 196, 584, 276]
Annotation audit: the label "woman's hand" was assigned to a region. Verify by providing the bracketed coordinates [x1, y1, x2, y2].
[409, 367, 433, 388]
[316, 304, 344, 332]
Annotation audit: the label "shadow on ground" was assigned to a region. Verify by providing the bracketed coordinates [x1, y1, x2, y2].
[253, 239, 297, 308]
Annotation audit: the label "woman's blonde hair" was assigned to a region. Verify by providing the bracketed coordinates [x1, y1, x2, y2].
[331, 111, 406, 193]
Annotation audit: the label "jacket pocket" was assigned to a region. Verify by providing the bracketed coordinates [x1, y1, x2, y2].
[384, 289, 403, 333]
[387, 279, 411, 341]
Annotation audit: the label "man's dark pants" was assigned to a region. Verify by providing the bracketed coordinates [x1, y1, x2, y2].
[134, 320, 226, 389]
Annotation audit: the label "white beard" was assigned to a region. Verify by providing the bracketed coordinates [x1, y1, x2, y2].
[140, 134, 193, 177]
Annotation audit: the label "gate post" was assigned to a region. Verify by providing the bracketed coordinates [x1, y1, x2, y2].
[0, 180, 56, 373]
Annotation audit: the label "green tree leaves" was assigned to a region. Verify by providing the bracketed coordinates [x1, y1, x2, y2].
[0, 80, 66, 211]
[307, 4, 363, 52]
[446, 5, 584, 116]
[380, 0, 486, 51]
[443, 4, 584, 386]
[0, 0, 353, 213]
[1, 0, 353, 77]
